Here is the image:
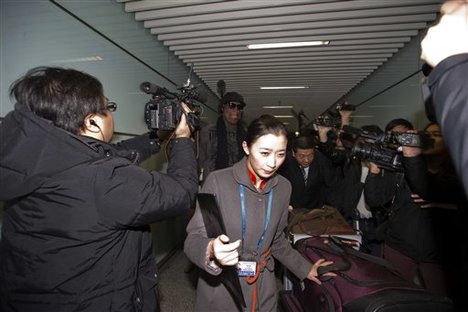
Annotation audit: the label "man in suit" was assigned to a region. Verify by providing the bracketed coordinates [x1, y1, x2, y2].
[279, 134, 337, 209]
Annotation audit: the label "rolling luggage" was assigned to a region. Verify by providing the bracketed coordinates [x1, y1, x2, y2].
[282, 236, 454, 312]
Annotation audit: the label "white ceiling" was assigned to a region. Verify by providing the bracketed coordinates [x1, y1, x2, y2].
[117, 0, 442, 127]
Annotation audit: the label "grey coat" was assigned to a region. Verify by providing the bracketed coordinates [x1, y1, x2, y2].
[184, 157, 312, 311]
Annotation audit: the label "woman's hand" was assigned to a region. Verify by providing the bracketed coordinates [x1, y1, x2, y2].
[306, 258, 336, 285]
[209, 234, 241, 266]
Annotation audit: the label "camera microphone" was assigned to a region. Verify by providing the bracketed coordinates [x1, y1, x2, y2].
[140, 82, 173, 98]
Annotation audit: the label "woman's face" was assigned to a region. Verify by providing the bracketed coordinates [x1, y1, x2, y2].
[242, 133, 287, 180]
[423, 123, 445, 155]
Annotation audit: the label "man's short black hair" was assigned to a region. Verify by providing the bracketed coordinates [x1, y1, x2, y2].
[9, 66, 105, 134]
[292, 134, 316, 152]
[385, 118, 414, 132]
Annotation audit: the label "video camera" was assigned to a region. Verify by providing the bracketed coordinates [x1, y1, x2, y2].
[340, 125, 434, 171]
[140, 67, 206, 132]
[335, 102, 356, 112]
[312, 115, 342, 128]
[312, 102, 356, 129]
[351, 142, 403, 172]
[383, 131, 434, 149]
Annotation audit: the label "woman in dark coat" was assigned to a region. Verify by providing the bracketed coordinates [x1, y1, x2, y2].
[0, 67, 198, 312]
[184, 115, 334, 312]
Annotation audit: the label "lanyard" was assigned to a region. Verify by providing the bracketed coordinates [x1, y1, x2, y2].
[239, 184, 273, 253]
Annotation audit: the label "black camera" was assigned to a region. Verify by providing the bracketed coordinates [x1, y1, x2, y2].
[140, 68, 206, 132]
[312, 115, 342, 128]
[384, 131, 434, 149]
[340, 125, 434, 171]
[351, 142, 403, 172]
[340, 125, 403, 171]
[336, 102, 356, 112]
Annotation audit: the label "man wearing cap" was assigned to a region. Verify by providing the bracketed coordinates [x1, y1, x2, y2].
[199, 91, 247, 183]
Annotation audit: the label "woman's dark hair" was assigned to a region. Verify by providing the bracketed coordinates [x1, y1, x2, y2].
[9, 66, 105, 134]
[423, 121, 438, 132]
[245, 114, 287, 147]
[385, 118, 414, 132]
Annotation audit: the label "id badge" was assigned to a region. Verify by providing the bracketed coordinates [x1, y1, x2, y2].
[237, 260, 257, 277]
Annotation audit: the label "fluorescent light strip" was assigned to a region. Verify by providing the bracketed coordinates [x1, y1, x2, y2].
[247, 41, 330, 49]
[52, 56, 103, 63]
[260, 86, 308, 90]
[263, 105, 294, 109]
[273, 115, 294, 118]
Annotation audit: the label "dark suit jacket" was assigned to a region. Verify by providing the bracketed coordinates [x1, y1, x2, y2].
[279, 150, 337, 209]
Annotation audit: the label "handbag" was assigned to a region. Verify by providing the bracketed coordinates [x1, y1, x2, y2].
[288, 205, 356, 236]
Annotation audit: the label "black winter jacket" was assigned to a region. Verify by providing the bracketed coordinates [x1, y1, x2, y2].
[0, 109, 198, 311]
[428, 53, 468, 197]
[364, 157, 462, 264]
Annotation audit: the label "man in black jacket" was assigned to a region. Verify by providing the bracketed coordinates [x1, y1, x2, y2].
[0, 67, 198, 311]
[279, 134, 337, 209]
[420, 3, 468, 308]
[421, 0, 468, 197]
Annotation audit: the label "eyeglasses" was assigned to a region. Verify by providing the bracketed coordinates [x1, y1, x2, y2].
[224, 101, 244, 111]
[106, 102, 117, 112]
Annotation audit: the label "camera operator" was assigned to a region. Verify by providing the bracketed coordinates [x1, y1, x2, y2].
[316, 111, 386, 256]
[400, 122, 466, 309]
[421, 0, 468, 197]
[0, 66, 198, 312]
[364, 118, 462, 304]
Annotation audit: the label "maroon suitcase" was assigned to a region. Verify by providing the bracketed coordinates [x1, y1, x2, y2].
[287, 236, 454, 312]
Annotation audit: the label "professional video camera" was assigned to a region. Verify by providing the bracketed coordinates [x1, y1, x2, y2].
[340, 125, 433, 172]
[351, 142, 403, 172]
[140, 66, 206, 132]
[383, 131, 434, 149]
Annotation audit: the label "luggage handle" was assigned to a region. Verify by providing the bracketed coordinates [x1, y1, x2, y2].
[328, 236, 399, 273]
[317, 262, 350, 281]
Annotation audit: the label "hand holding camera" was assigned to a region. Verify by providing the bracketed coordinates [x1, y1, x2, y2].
[174, 102, 192, 138]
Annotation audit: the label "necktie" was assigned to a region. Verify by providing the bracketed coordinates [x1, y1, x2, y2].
[301, 167, 308, 185]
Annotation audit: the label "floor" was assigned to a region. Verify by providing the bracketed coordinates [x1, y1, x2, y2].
[158, 249, 197, 312]
[157, 248, 285, 312]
